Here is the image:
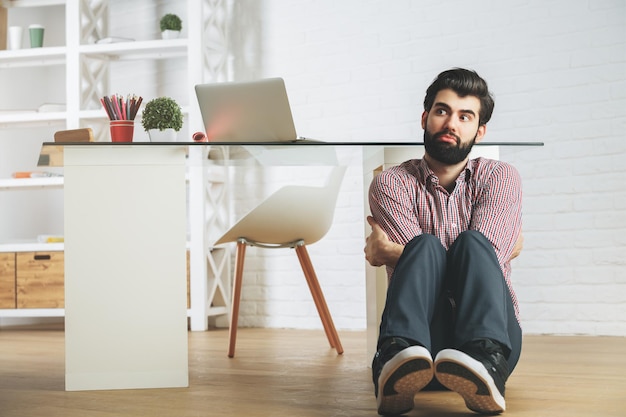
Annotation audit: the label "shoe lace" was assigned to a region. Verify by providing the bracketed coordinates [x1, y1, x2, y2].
[372, 337, 411, 389]
[379, 337, 411, 363]
[463, 339, 510, 394]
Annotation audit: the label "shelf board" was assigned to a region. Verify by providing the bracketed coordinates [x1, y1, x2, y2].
[0, 308, 64, 317]
[0, 241, 63, 252]
[0, 39, 187, 67]
[79, 38, 188, 61]
[80, 105, 191, 122]
[79, 109, 109, 120]
[0, 110, 66, 126]
[0, 46, 66, 68]
[0, 176, 64, 190]
[0, 0, 65, 7]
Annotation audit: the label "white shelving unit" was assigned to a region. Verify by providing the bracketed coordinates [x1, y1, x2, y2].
[0, 0, 234, 327]
[0, 176, 64, 190]
[0, 176, 64, 256]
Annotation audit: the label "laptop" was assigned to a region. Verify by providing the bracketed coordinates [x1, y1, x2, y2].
[195, 77, 305, 143]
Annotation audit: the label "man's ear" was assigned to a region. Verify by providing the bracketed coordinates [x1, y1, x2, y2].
[421, 111, 428, 129]
[475, 124, 486, 144]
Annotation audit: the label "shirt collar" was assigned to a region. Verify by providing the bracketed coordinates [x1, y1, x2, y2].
[416, 157, 474, 185]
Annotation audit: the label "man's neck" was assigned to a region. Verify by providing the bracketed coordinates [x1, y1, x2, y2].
[423, 154, 469, 192]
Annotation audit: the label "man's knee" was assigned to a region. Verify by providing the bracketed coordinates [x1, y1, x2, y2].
[395, 234, 446, 274]
[453, 230, 494, 251]
[407, 233, 443, 248]
[449, 230, 499, 261]
[456, 230, 488, 244]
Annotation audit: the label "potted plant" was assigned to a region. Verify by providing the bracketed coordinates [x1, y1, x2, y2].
[160, 14, 182, 39]
[141, 96, 183, 142]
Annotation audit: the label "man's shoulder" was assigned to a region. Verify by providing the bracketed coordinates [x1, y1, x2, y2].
[372, 159, 421, 187]
[470, 157, 521, 182]
[471, 157, 518, 172]
[380, 159, 422, 176]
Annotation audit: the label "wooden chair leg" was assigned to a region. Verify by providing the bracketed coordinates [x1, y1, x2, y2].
[295, 244, 344, 355]
[228, 241, 247, 358]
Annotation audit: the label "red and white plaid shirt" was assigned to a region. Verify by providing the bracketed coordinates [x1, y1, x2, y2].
[369, 157, 523, 322]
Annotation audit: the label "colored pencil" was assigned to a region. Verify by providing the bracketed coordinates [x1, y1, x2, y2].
[100, 94, 143, 121]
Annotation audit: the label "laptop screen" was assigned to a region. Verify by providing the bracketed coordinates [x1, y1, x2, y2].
[195, 78, 298, 142]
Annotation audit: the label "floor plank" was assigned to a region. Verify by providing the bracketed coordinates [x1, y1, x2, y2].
[0, 328, 624, 416]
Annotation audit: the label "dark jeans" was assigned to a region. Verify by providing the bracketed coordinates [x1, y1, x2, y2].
[378, 230, 522, 387]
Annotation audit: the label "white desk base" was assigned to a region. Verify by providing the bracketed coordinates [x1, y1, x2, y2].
[63, 146, 189, 391]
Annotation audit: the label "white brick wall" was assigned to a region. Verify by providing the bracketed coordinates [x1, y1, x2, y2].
[228, 0, 626, 336]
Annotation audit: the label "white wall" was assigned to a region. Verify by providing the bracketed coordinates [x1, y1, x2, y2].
[2, 0, 623, 336]
[228, 0, 626, 336]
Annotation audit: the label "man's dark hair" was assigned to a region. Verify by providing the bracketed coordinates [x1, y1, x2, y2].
[423, 68, 495, 126]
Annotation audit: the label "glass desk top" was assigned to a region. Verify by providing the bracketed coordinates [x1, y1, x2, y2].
[38, 141, 544, 168]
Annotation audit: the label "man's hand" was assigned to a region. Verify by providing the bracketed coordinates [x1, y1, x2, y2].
[364, 216, 404, 267]
[509, 231, 524, 261]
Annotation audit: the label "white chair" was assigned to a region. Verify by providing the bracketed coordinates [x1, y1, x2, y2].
[214, 166, 347, 358]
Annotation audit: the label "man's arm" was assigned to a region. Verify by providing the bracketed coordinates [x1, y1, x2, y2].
[364, 216, 405, 267]
[366, 208, 524, 267]
[470, 162, 523, 267]
[368, 168, 422, 245]
[366, 169, 422, 269]
[510, 231, 524, 261]
[364, 168, 422, 271]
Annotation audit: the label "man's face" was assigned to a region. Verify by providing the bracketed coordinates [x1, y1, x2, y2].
[421, 89, 486, 165]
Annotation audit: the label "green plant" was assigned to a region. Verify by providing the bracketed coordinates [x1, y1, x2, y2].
[160, 14, 182, 32]
[141, 97, 183, 132]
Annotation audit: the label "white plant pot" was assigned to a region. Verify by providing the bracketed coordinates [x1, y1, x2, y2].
[161, 30, 180, 40]
[148, 128, 177, 142]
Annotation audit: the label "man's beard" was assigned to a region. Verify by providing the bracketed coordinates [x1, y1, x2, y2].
[423, 129, 477, 165]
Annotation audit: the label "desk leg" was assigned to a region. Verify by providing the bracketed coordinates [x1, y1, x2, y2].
[63, 146, 188, 391]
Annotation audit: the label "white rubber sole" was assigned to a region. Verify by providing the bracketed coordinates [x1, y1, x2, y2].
[434, 349, 505, 415]
[376, 346, 433, 416]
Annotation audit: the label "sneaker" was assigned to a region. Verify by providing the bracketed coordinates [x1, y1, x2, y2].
[372, 337, 434, 415]
[434, 339, 509, 415]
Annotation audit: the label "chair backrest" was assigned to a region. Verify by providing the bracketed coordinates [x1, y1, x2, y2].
[214, 166, 347, 246]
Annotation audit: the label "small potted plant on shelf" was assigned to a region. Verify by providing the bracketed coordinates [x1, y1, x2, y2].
[160, 13, 182, 39]
[141, 96, 183, 142]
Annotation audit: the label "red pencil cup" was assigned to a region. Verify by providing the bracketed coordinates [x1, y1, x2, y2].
[110, 120, 135, 142]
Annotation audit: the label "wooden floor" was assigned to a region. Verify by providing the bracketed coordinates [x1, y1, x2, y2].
[0, 328, 624, 417]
